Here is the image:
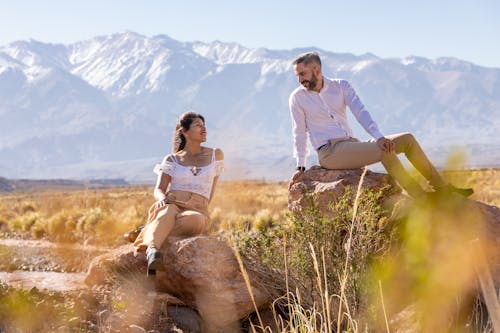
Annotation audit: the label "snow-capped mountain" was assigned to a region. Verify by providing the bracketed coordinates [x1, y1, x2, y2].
[0, 31, 499, 181]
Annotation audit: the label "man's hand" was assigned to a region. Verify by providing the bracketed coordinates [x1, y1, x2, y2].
[288, 170, 303, 190]
[377, 137, 395, 153]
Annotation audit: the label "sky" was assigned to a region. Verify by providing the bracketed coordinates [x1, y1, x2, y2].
[0, 0, 499, 68]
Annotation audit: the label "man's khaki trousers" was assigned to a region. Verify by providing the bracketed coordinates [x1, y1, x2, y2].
[318, 132, 445, 197]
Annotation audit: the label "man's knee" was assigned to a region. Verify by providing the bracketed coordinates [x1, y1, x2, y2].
[392, 132, 416, 152]
[391, 132, 414, 141]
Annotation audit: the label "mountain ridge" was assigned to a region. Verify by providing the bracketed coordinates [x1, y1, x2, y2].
[0, 32, 499, 181]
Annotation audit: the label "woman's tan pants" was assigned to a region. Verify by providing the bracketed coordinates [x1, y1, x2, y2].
[134, 190, 209, 251]
[318, 132, 446, 197]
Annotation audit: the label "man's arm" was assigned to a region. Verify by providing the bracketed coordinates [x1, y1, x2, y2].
[289, 93, 308, 189]
[341, 80, 384, 140]
[289, 93, 308, 167]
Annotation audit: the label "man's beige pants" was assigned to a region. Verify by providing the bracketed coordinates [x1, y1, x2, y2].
[134, 190, 210, 251]
[318, 132, 446, 197]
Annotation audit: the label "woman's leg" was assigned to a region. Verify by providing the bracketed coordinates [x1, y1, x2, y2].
[170, 210, 209, 237]
[139, 203, 181, 249]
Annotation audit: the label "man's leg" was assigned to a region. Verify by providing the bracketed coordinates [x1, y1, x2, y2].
[387, 133, 446, 188]
[318, 138, 426, 197]
[388, 133, 474, 197]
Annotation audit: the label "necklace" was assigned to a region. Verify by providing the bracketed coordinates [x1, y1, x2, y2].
[190, 166, 201, 176]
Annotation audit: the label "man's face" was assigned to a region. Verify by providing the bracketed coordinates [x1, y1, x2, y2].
[294, 62, 319, 91]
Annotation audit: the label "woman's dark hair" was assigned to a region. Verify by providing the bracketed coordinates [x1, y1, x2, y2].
[173, 112, 205, 152]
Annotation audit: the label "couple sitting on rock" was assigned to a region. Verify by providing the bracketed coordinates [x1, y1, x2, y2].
[133, 52, 473, 276]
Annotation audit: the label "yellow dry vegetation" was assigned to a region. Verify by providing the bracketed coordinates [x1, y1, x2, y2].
[0, 180, 291, 243]
[0, 169, 498, 244]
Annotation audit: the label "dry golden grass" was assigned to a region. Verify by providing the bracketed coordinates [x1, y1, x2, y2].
[442, 169, 500, 206]
[0, 181, 290, 244]
[0, 169, 498, 245]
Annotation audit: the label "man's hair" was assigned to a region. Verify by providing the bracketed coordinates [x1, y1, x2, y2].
[292, 52, 322, 67]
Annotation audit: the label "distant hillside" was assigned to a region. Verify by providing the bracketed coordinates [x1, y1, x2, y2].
[0, 177, 129, 193]
[1, 32, 499, 181]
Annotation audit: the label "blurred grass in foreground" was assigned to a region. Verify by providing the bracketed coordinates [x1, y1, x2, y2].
[0, 169, 499, 332]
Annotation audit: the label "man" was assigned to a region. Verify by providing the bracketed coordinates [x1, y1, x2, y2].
[288, 52, 473, 198]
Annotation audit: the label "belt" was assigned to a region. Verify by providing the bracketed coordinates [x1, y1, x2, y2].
[317, 144, 328, 151]
[317, 137, 359, 152]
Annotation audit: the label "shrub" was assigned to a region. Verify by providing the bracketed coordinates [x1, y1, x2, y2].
[8, 212, 43, 233]
[235, 185, 393, 329]
[45, 210, 80, 242]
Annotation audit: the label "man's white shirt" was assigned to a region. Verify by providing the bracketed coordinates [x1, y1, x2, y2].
[289, 77, 384, 167]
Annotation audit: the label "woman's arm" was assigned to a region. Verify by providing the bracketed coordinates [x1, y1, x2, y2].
[153, 155, 174, 208]
[153, 172, 172, 210]
[209, 148, 224, 204]
[209, 176, 219, 204]
[154, 172, 171, 202]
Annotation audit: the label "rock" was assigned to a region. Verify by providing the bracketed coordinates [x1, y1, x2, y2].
[166, 306, 203, 333]
[128, 324, 147, 333]
[288, 166, 500, 329]
[288, 166, 401, 218]
[472, 201, 500, 284]
[85, 236, 271, 333]
[390, 304, 419, 333]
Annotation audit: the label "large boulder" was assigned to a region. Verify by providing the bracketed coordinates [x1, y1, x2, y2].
[474, 201, 500, 284]
[288, 166, 500, 331]
[85, 235, 271, 333]
[288, 166, 402, 218]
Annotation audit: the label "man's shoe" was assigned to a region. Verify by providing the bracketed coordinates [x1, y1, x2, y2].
[146, 246, 163, 276]
[436, 184, 474, 198]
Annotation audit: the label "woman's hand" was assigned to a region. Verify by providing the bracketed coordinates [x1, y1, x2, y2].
[154, 198, 169, 210]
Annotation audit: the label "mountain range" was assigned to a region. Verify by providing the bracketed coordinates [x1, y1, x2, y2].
[0, 31, 499, 182]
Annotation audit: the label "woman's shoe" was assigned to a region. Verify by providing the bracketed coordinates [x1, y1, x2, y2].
[146, 246, 163, 276]
[123, 225, 144, 243]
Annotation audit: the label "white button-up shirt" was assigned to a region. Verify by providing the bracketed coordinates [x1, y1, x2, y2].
[289, 77, 384, 167]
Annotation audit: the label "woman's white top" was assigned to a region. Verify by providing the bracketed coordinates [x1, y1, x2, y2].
[153, 148, 224, 199]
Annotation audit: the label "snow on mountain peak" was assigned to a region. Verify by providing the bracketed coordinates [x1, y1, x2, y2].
[351, 59, 376, 73]
[191, 40, 270, 64]
[0, 32, 499, 180]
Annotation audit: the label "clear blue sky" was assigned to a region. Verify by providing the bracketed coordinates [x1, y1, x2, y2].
[1, 0, 499, 68]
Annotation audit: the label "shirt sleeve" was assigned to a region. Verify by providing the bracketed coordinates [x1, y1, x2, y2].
[289, 92, 309, 167]
[341, 80, 384, 140]
[153, 155, 175, 176]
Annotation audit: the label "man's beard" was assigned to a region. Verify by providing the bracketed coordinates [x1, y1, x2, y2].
[302, 72, 319, 91]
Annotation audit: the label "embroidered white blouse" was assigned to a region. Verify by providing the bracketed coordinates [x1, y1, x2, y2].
[153, 148, 224, 199]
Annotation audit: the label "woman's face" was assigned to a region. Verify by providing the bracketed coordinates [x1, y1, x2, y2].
[183, 117, 207, 143]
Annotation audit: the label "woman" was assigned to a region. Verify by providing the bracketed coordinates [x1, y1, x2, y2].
[134, 112, 224, 275]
